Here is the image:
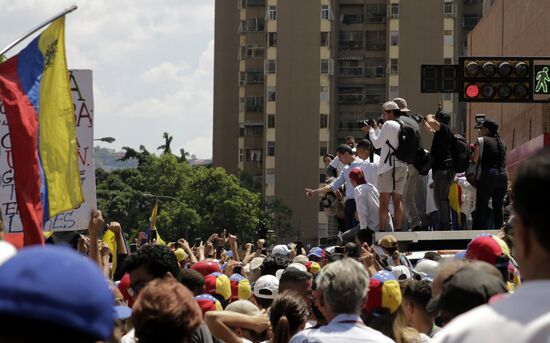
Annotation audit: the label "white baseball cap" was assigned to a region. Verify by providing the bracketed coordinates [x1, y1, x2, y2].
[382, 101, 399, 111]
[253, 275, 279, 299]
[271, 244, 290, 256]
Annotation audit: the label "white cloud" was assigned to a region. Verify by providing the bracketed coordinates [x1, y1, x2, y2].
[0, 0, 215, 158]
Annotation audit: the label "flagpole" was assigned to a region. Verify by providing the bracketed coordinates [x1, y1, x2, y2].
[0, 5, 78, 57]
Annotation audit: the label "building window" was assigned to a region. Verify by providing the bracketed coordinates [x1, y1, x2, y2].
[444, 58, 453, 65]
[390, 31, 399, 46]
[242, 0, 266, 7]
[267, 114, 275, 128]
[239, 0, 247, 9]
[320, 114, 328, 128]
[390, 58, 399, 74]
[339, 31, 363, 50]
[239, 72, 246, 86]
[444, 2, 456, 17]
[366, 58, 386, 78]
[338, 58, 363, 77]
[268, 32, 277, 47]
[365, 3, 386, 23]
[265, 59, 276, 74]
[239, 148, 243, 162]
[365, 30, 385, 50]
[245, 126, 263, 137]
[320, 86, 330, 103]
[267, 5, 277, 20]
[338, 86, 363, 105]
[390, 4, 399, 19]
[340, 5, 364, 25]
[240, 21, 247, 33]
[246, 70, 264, 84]
[246, 96, 264, 112]
[267, 87, 276, 102]
[389, 86, 399, 100]
[247, 18, 265, 32]
[239, 127, 245, 137]
[321, 32, 331, 47]
[247, 45, 265, 58]
[320, 59, 334, 75]
[267, 142, 275, 156]
[321, 4, 334, 20]
[320, 141, 328, 156]
[463, 15, 480, 30]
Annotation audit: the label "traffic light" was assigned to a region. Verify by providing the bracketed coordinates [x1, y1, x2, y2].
[459, 57, 532, 102]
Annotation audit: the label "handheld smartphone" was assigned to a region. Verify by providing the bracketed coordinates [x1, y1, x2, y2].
[150, 229, 158, 242]
[130, 243, 138, 253]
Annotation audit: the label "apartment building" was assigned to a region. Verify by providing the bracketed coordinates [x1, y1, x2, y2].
[213, 0, 484, 243]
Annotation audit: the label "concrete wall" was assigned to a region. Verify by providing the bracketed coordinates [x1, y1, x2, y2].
[212, 0, 240, 173]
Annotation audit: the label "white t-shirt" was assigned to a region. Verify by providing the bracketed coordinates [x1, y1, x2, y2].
[353, 183, 394, 232]
[368, 120, 407, 175]
[359, 154, 380, 189]
[433, 280, 550, 343]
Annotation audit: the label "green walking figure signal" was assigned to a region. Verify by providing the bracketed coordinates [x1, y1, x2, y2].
[535, 66, 550, 94]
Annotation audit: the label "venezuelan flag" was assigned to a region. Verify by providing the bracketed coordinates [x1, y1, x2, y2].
[145, 203, 166, 245]
[0, 18, 83, 246]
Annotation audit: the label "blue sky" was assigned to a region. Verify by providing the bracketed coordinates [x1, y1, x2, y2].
[0, 0, 215, 158]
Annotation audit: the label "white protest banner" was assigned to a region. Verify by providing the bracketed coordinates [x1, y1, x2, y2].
[0, 69, 96, 232]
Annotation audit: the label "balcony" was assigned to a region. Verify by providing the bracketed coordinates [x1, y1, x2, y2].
[364, 94, 384, 104]
[339, 68, 363, 77]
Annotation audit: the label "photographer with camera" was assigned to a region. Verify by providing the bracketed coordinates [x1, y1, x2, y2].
[367, 101, 408, 233]
[393, 98, 423, 231]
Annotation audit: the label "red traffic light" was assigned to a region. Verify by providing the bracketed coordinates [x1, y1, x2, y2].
[466, 84, 479, 98]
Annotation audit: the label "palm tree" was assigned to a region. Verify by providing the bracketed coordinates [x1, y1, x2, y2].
[157, 132, 173, 155]
[177, 148, 190, 163]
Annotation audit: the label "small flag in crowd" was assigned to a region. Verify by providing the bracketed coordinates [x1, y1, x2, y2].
[0, 17, 83, 246]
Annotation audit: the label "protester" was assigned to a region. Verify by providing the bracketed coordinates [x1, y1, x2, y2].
[290, 258, 393, 343]
[132, 277, 203, 343]
[270, 291, 309, 343]
[434, 148, 550, 341]
[393, 97, 423, 231]
[305, 144, 364, 230]
[279, 268, 313, 304]
[471, 119, 508, 230]
[402, 280, 440, 338]
[368, 101, 408, 233]
[0, 245, 114, 343]
[253, 274, 279, 309]
[424, 111, 454, 231]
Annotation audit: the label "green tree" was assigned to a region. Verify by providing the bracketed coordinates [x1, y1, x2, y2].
[177, 148, 190, 163]
[261, 198, 294, 243]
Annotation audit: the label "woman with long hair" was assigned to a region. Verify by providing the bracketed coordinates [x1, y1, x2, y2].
[472, 119, 508, 230]
[269, 291, 309, 343]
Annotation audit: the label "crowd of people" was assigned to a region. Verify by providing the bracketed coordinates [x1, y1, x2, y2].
[307, 98, 511, 238]
[0, 147, 548, 342]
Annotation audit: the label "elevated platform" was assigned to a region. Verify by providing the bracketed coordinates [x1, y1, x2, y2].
[375, 230, 500, 251]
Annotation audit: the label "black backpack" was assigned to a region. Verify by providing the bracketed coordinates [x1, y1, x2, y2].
[414, 148, 434, 175]
[451, 134, 471, 173]
[386, 119, 421, 164]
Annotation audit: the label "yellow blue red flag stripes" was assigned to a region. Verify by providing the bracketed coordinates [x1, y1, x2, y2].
[0, 18, 83, 245]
